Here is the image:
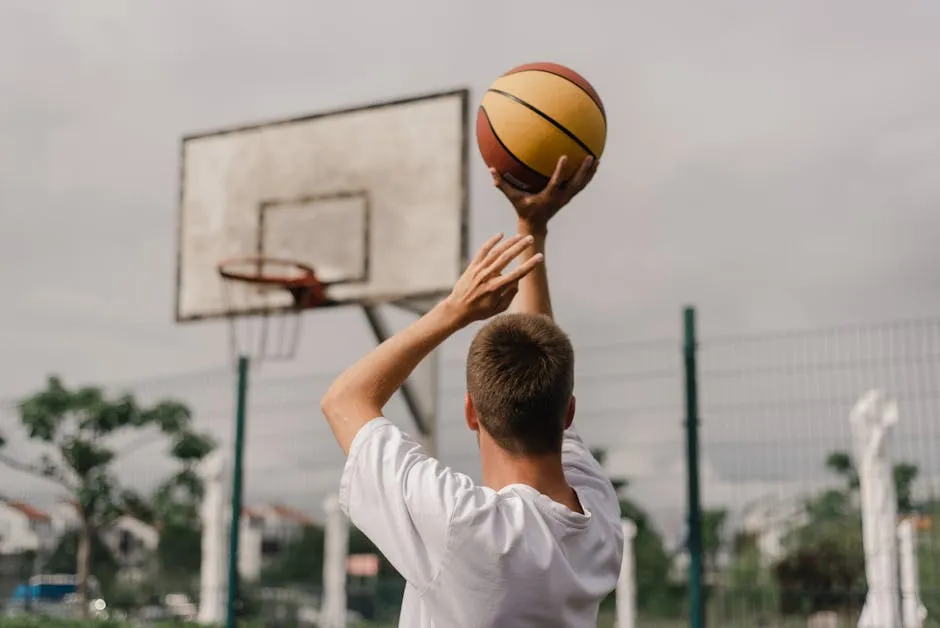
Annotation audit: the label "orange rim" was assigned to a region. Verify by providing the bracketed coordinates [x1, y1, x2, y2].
[217, 257, 328, 308]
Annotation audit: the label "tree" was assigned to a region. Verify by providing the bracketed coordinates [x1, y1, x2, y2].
[701, 508, 728, 576]
[149, 454, 212, 585]
[0, 376, 214, 616]
[893, 462, 920, 514]
[824, 451, 859, 491]
[590, 447, 680, 615]
[823, 449, 920, 514]
[45, 529, 119, 596]
[773, 449, 922, 617]
[261, 525, 326, 587]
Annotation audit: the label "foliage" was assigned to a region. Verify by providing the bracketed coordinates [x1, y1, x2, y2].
[717, 532, 779, 620]
[0, 376, 215, 614]
[770, 448, 923, 617]
[44, 530, 119, 594]
[701, 507, 727, 574]
[260, 523, 404, 622]
[774, 529, 865, 615]
[618, 495, 683, 615]
[589, 448, 684, 616]
[260, 525, 325, 587]
[0, 621, 261, 628]
[156, 519, 202, 583]
[893, 462, 920, 514]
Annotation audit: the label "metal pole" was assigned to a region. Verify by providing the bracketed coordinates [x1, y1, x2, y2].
[362, 305, 433, 439]
[683, 307, 704, 628]
[226, 355, 250, 628]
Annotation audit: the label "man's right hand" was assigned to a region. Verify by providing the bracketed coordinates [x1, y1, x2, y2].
[489, 155, 598, 234]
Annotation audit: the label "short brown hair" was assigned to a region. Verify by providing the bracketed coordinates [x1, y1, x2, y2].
[466, 313, 575, 455]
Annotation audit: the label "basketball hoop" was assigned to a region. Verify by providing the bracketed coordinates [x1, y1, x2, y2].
[217, 257, 330, 309]
[216, 257, 331, 362]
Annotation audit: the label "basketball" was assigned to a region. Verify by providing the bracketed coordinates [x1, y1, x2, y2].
[477, 62, 606, 193]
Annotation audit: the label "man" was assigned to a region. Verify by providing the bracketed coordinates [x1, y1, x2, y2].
[321, 155, 623, 627]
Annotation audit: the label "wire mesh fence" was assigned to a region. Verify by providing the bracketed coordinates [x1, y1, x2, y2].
[1, 313, 939, 627]
[697, 317, 940, 628]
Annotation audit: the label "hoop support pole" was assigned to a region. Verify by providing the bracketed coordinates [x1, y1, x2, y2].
[361, 305, 438, 454]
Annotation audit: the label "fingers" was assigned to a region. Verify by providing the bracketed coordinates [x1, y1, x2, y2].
[493, 252, 544, 289]
[495, 283, 518, 311]
[480, 234, 533, 276]
[541, 156, 569, 196]
[568, 156, 597, 192]
[489, 168, 525, 201]
[471, 232, 505, 265]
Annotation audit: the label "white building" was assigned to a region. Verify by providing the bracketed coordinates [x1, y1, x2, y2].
[238, 504, 317, 582]
[49, 501, 161, 579]
[1, 497, 314, 584]
[49, 499, 81, 539]
[100, 515, 160, 579]
[740, 496, 808, 564]
[253, 504, 316, 552]
[0, 499, 55, 555]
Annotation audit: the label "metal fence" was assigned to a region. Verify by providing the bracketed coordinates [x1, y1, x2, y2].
[692, 314, 940, 628]
[2, 311, 939, 627]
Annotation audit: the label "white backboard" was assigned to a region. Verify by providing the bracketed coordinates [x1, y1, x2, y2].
[176, 90, 469, 321]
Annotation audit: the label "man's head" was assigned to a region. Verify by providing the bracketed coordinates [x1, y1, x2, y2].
[465, 313, 575, 455]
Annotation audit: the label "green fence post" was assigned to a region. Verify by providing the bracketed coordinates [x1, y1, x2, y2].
[226, 355, 250, 628]
[683, 307, 704, 628]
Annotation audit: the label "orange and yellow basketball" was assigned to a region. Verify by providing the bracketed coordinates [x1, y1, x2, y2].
[477, 62, 606, 193]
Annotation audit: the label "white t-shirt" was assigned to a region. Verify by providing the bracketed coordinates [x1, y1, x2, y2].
[339, 418, 624, 628]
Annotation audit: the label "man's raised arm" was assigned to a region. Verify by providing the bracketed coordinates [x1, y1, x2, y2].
[489, 155, 597, 320]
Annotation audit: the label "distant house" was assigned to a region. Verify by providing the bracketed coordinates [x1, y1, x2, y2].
[100, 515, 160, 580]
[0, 499, 55, 555]
[237, 504, 317, 582]
[248, 504, 317, 558]
[740, 497, 808, 564]
[48, 500, 81, 540]
[48, 501, 160, 580]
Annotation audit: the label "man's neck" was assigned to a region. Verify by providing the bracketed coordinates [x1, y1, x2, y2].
[480, 445, 582, 514]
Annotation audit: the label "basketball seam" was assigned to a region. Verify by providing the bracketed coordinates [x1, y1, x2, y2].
[506, 69, 606, 121]
[486, 89, 597, 159]
[479, 106, 550, 189]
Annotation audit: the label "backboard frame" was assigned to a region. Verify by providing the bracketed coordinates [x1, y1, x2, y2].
[174, 88, 471, 323]
[259, 189, 372, 290]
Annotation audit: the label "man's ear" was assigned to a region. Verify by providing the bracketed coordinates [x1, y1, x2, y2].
[564, 396, 576, 430]
[465, 393, 480, 432]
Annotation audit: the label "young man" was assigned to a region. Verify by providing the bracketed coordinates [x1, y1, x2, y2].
[321, 155, 623, 627]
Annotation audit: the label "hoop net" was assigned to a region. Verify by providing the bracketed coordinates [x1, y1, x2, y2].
[216, 257, 329, 362]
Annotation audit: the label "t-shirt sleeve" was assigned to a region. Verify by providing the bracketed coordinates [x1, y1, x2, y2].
[562, 428, 621, 522]
[338, 418, 477, 591]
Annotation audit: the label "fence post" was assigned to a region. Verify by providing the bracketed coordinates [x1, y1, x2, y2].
[683, 307, 704, 628]
[226, 355, 250, 628]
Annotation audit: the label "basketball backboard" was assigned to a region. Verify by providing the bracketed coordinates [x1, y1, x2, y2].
[176, 89, 469, 322]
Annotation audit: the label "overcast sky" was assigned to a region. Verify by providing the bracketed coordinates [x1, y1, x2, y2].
[2, 0, 940, 538]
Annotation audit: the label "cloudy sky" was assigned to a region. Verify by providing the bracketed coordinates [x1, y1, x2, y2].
[2, 0, 940, 538]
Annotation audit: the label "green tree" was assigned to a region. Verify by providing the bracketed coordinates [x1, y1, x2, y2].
[261, 525, 326, 587]
[824, 451, 859, 491]
[722, 532, 779, 619]
[702, 508, 728, 575]
[772, 449, 922, 617]
[45, 529, 119, 595]
[893, 462, 920, 514]
[590, 447, 679, 615]
[822, 449, 920, 514]
[148, 459, 212, 585]
[0, 376, 214, 616]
